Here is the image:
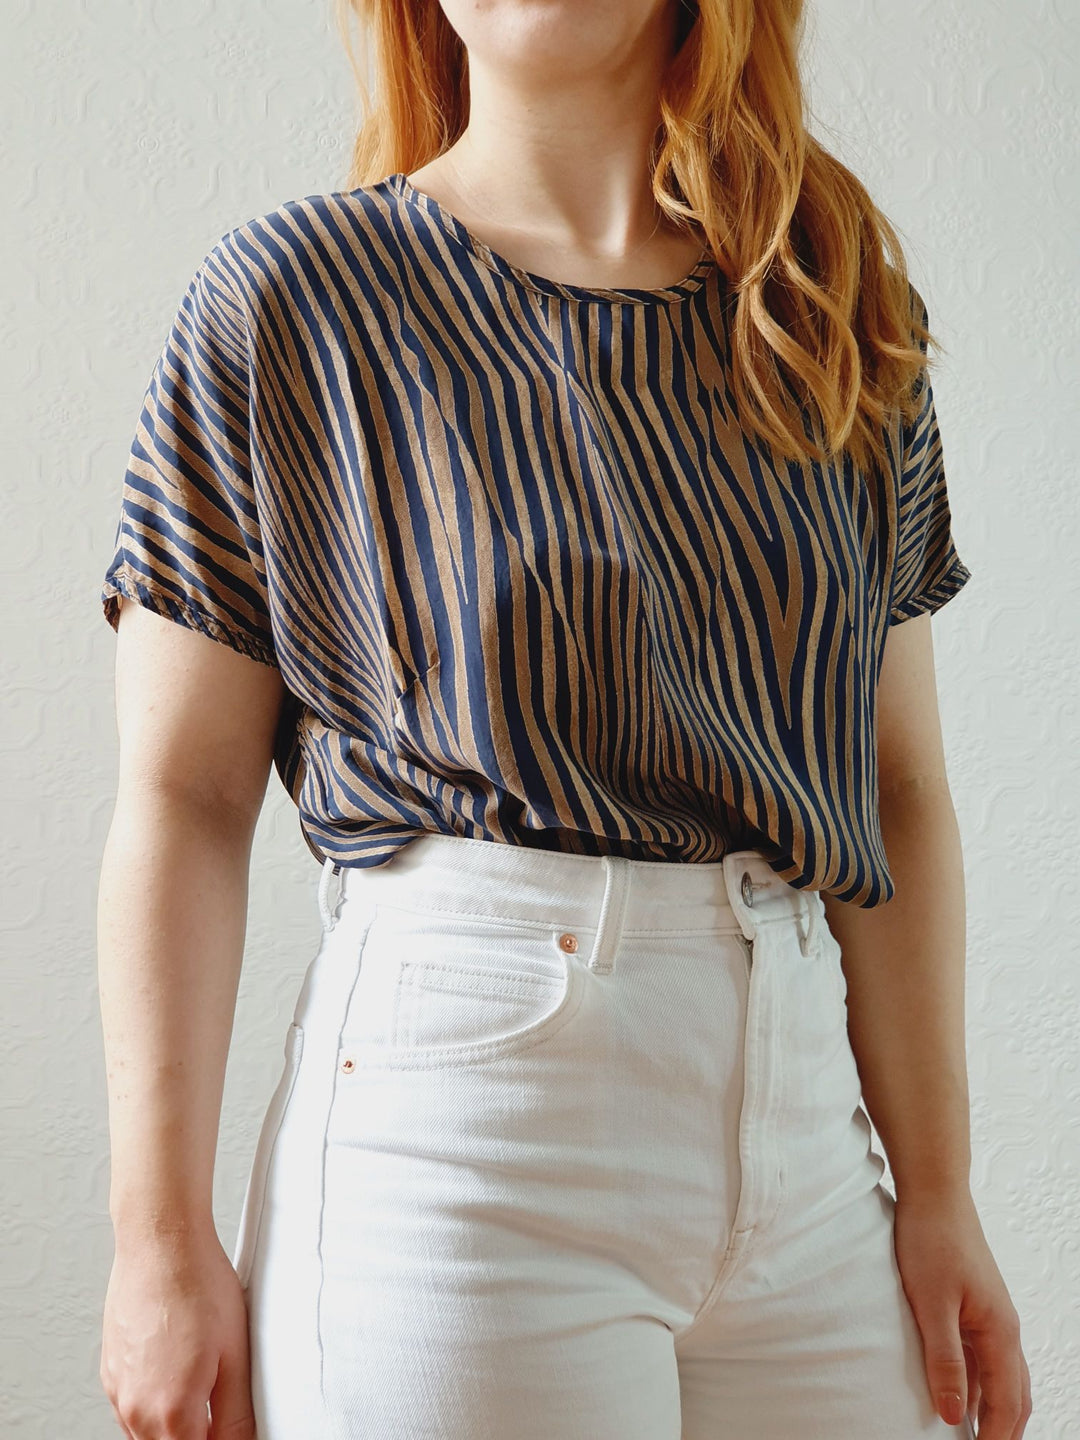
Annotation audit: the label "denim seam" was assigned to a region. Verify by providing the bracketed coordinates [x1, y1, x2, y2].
[316, 908, 378, 1407]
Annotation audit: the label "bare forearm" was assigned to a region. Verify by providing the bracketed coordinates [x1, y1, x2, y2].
[821, 779, 971, 1201]
[97, 785, 255, 1243]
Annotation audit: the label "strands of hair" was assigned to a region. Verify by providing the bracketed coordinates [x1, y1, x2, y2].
[332, 0, 939, 483]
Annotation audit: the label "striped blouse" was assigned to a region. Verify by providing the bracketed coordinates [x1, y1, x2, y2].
[100, 171, 972, 907]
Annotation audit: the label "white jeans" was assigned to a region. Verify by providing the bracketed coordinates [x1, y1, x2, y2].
[231, 832, 975, 1439]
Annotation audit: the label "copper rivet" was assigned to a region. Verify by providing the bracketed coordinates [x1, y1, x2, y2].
[559, 932, 578, 952]
[340, 1057, 354, 1073]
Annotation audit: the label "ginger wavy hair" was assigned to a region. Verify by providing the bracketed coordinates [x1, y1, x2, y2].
[334, 0, 939, 478]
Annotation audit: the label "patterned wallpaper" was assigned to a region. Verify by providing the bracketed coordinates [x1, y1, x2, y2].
[806, 2, 1080, 1432]
[1, 0, 1076, 1433]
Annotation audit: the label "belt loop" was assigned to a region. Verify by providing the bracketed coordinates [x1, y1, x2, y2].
[588, 855, 631, 975]
[318, 855, 342, 931]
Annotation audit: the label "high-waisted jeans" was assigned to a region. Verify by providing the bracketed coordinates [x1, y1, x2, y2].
[231, 832, 975, 1439]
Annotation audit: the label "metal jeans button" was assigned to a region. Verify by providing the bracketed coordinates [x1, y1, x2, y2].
[741, 871, 755, 908]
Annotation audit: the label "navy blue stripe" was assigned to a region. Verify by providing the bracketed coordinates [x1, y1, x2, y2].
[101, 175, 972, 904]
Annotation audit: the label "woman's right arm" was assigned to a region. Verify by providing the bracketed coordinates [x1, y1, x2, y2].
[97, 596, 285, 1440]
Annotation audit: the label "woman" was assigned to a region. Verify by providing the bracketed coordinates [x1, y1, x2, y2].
[96, 1, 1031, 1437]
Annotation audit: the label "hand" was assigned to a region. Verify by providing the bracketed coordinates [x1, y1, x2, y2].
[892, 1190, 1031, 1439]
[100, 1226, 254, 1439]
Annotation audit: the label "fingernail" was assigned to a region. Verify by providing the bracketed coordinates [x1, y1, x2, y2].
[940, 1392, 964, 1425]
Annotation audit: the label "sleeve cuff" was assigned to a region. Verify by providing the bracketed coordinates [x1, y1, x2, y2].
[101, 569, 278, 667]
[888, 554, 973, 625]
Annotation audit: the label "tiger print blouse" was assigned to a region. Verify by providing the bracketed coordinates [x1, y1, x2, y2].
[100, 171, 972, 906]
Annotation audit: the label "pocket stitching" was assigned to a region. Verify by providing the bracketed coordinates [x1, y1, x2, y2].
[401, 960, 565, 994]
[340, 933, 583, 1071]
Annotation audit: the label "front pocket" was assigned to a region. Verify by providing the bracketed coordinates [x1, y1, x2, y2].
[335, 901, 584, 1071]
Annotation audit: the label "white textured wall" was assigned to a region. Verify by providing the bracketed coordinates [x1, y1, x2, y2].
[2, 0, 1076, 1433]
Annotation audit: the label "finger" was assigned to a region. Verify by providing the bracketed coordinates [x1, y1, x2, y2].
[913, 1302, 969, 1426]
[969, 1319, 1024, 1440]
[113, 1396, 209, 1440]
[207, 1340, 256, 1440]
[1009, 1349, 1033, 1440]
[964, 1342, 981, 1426]
[104, 1392, 138, 1440]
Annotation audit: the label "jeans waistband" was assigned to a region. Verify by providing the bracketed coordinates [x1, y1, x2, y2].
[318, 832, 822, 954]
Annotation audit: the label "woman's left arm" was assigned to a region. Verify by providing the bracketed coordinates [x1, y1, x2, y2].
[820, 611, 1032, 1440]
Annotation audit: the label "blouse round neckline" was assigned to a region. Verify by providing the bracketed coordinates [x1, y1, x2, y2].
[384, 171, 716, 305]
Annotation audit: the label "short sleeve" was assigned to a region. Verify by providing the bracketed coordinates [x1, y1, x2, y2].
[888, 287, 973, 625]
[100, 238, 278, 667]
